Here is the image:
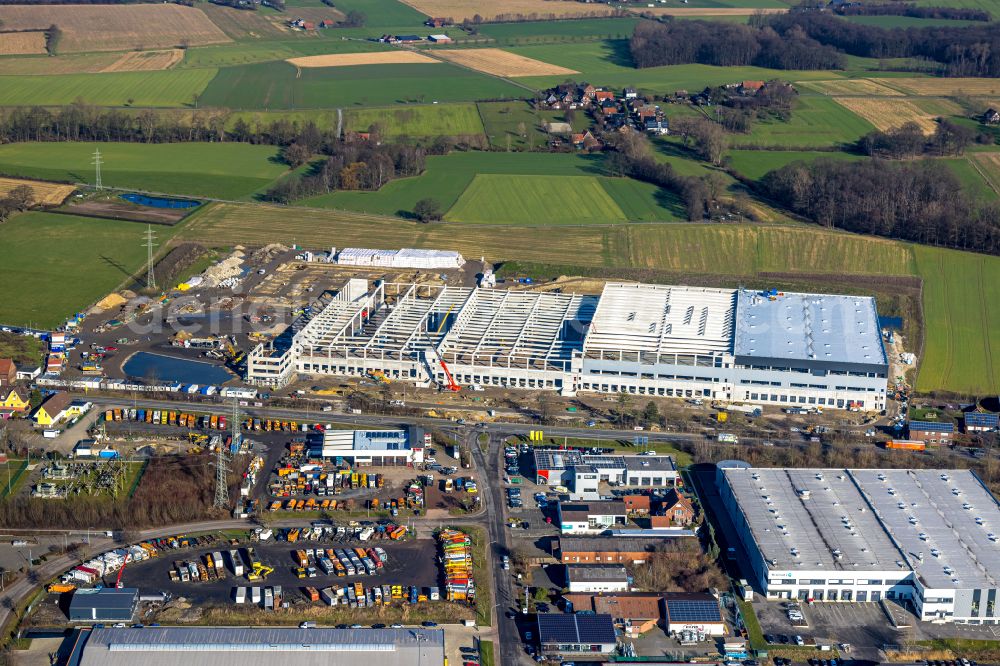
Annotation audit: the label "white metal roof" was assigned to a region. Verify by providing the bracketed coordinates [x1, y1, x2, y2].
[583, 283, 736, 357]
[733, 290, 886, 367]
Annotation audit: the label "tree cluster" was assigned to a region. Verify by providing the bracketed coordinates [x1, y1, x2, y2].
[628, 539, 726, 593]
[760, 158, 1000, 254]
[833, 3, 990, 23]
[0, 185, 34, 223]
[262, 135, 427, 203]
[770, 13, 1000, 77]
[697, 80, 796, 134]
[459, 9, 627, 24]
[858, 118, 976, 158]
[630, 18, 846, 70]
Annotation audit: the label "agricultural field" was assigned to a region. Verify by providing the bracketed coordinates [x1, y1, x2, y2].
[0, 69, 216, 107]
[939, 156, 998, 202]
[833, 96, 957, 134]
[178, 39, 392, 69]
[0, 212, 180, 328]
[731, 95, 876, 147]
[889, 77, 1000, 106]
[476, 17, 640, 43]
[598, 176, 685, 221]
[914, 246, 1000, 395]
[190, 4, 291, 41]
[100, 49, 185, 73]
[971, 152, 1000, 195]
[397, 0, 618, 22]
[798, 78, 905, 96]
[0, 52, 122, 75]
[0, 177, 75, 206]
[288, 51, 438, 68]
[445, 174, 627, 224]
[431, 48, 578, 77]
[726, 150, 864, 180]
[0, 142, 287, 200]
[0, 30, 47, 56]
[0, 5, 230, 53]
[199, 61, 526, 109]
[331, 0, 429, 28]
[343, 104, 485, 138]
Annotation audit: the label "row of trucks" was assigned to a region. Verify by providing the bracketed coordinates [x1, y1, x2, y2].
[62, 543, 157, 587]
[439, 529, 475, 603]
[280, 524, 406, 542]
[312, 583, 439, 608]
[104, 409, 229, 431]
[232, 585, 283, 610]
[245, 418, 309, 433]
[293, 546, 388, 579]
[170, 548, 274, 584]
[270, 469, 385, 498]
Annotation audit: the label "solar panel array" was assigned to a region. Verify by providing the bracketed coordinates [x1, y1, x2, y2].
[536, 614, 616, 645]
[965, 412, 998, 428]
[665, 599, 723, 623]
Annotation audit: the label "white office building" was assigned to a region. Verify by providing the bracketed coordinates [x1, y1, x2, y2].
[247, 280, 888, 411]
[720, 466, 1000, 623]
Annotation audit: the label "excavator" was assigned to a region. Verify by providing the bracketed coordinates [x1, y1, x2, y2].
[247, 562, 274, 582]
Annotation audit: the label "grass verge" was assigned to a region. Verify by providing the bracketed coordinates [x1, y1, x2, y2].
[479, 639, 495, 666]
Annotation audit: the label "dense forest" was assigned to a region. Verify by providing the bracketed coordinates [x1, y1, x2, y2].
[832, 3, 990, 22]
[629, 19, 846, 69]
[760, 159, 1000, 254]
[631, 13, 1000, 76]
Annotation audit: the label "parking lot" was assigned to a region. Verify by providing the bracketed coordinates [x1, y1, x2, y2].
[120, 538, 439, 605]
[755, 599, 901, 660]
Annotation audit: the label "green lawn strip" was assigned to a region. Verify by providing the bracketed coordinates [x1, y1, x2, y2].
[444, 174, 627, 225]
[0, 460, 29, 500]
[917, 638, 1000, 662]
[0, 212, 181, 328]
[125, 461, 148, 499]
[479, 639, 495, 666]
[737, 599, 766, 651]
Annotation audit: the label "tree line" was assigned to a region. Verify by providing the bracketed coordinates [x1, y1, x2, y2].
[858, 118, 985, 159]
[760, 158, 1000, 254]
[770, 12, 1000, 77]
[832, 3, 990, 22]
[629, 18, 846, 70]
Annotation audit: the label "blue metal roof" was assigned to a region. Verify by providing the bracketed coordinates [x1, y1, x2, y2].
[536, 613, 616, 645]
[909, 420, 955, 433]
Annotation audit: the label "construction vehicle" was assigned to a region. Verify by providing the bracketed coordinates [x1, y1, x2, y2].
[248, 562, 274, 581]
[48, 582, 76, 594]
[367, 369, 391, 385]
[886, 439, 926, 451]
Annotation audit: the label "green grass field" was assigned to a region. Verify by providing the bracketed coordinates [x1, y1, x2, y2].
[199, 61, 527, 109]
[726, 150, 865, 180]
[0, 213, 181, 328]
[445, 174, 627, 224]
[0, 70, 217, 107]
[328, 0, 428, 27]
[179, 39, 392, 69]
[599, 176, 685, 221]
[731, 95, 876, 148]
[0, 142, 288, 200]
[477, 101, 566, 150]
[300, 151, 606, 215]
[343, 104, 485, 138]
[940, 157, 998, 202]
[477, 17, 640, 42]
[914, 246, 1000, 395]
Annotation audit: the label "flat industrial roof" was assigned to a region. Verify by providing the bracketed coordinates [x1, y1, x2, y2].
[733, 290, 886, 369]
[79, 627, 444, 666]
[724, 467, 1000, 588]
[851, 469, 1000, 589]
[722, 467, 903, 571]
[566, 564, 629, 582]
[534, 449, 584, 471]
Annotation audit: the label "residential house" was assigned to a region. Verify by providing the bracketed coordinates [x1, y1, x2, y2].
[0, 387, 30, 417]
[740, 80, 765, 94]
[645, 119, 669, 135]
[908, 420, 955, 445]
[660, 489, 695, 526]
[623, 87, 638, 99]
[622, 495, 651, 515]
[590, 593, 663, 636]
[595, 90, 615, 103]
[15, 365, 41, 381]
[983, 108, 1000, 124]
[558, 500, 628, 534]
[581, 84, 596, 99]
[33, 392, 74, 426]
[0, 359, 15, 388]
[965, 411, 999, 433]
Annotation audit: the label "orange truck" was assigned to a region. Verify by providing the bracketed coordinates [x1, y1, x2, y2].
[886, 439, 926, 451]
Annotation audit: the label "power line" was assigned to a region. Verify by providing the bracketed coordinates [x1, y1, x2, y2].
[142, 225, 157, 290]
[92, 148, 103, 190]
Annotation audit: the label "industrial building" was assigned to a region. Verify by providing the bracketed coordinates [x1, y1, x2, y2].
[67, 588, 138, 623]
[247, 280, 888, 411]
[536, 613, 618, 655]
[532, 450, 678, 498]
[663, 593, 727, 636]
[307, 426, 428, 465]
[565, 565, 631, 593]
[558, 501, 628, 534]
[719, 465, 1000, 623]
[68, 626, 445, 666]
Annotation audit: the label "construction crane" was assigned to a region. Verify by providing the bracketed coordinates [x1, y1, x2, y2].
[115, 554, 131, 589]
[427, 304, 460, 392]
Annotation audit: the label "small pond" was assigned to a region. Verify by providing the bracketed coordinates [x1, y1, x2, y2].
[122, 352, 233, 385]
[120, 193, 201, 209]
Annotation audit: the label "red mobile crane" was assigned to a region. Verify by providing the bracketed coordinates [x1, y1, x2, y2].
[427, 305, 460, 392]
[115, 554, 131, 589]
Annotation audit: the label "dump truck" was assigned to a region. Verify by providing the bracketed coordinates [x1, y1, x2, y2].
[304, 586, 320, 602]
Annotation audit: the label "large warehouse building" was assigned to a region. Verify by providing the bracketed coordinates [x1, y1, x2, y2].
[248, 279, 888, 411]
[719, 466, 1000, 623]
[68, 626, 444, 666]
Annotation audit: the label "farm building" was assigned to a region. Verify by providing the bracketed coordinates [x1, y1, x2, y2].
[536, 613, 617, 655]
[565, 564, 631, 593]
[908, 420, 955, 445]
[68, 588, 138, 623]
[427, 34, 452, 42]
[719, 466, 1000, 624]
[307, 426, 427, 465]
[965, 412, 998, 433]
[246, 280, 889, 411]
[68, 626, 444, 666]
